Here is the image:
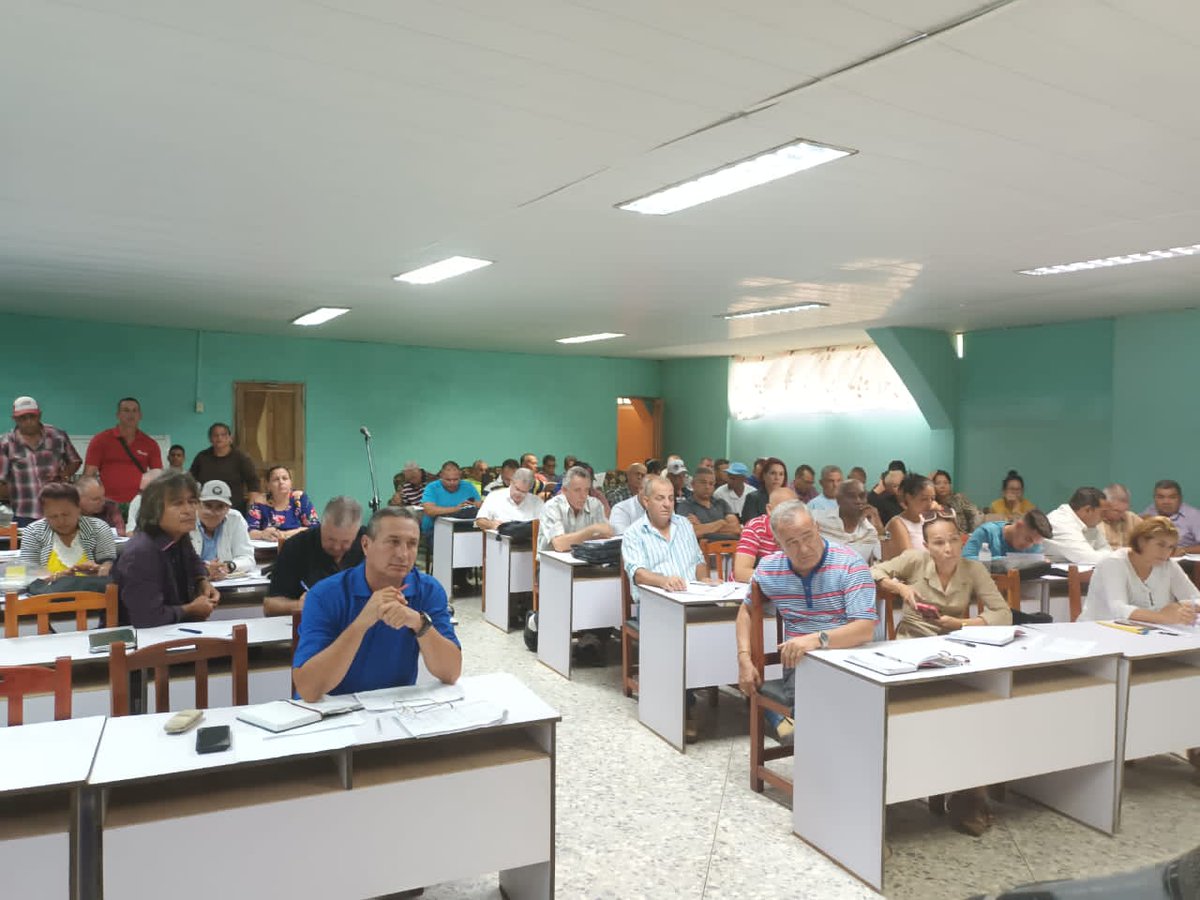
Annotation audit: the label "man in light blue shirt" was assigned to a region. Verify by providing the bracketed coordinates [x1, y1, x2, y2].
[963, 509, 1052, 559]
[621, 475, 708, 603]
[1142, 479, 1200, 553]
[420, 461, 480, 536]
[806, 465, 842, 514]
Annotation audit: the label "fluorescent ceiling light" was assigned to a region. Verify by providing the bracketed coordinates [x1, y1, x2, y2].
[556, 332, 626, 345]
[393, 256, 493, 285]
[955, 332, 964, 359]
[719, 302, 828, 320]
[292, 307, 350, 326]
[618, 138, 855, 216]
[1019, 243, 1200, 276]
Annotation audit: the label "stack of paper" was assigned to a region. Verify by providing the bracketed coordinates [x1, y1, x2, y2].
[946, 626, 1019, 646]
[846, 652, 918, 675]
[354, 682, 465, 712]
[396, 699, 507, 738]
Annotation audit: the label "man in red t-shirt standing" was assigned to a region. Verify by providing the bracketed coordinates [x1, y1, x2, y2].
[83, 397, 163, 505]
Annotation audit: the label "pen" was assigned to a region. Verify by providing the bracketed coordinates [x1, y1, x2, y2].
[957, 640, 977, 647]
[300, 580, 310, 592]
[179, 627, 202, 634]
[874, 650, 907, 664]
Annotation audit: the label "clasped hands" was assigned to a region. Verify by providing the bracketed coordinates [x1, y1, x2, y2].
[361, 586, 422, 631]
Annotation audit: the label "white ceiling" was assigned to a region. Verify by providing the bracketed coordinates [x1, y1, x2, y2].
[3, 0, 1200, 358]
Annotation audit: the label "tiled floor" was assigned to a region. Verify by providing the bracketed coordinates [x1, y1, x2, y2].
[414, 590, 1200, 899]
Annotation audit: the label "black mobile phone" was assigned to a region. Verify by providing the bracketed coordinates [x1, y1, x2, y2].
[195, 724, 232, 754]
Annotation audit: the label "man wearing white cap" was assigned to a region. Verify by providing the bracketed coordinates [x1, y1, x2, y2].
[665, 458, 691, 504]
[714, 461, 756, 518]
[189, 480, 255, 581]
[0, 396, 82, 525]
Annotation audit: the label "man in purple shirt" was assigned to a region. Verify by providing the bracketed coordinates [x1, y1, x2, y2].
[1142, 479, 1200, 553]
[0, 396, 82, 525]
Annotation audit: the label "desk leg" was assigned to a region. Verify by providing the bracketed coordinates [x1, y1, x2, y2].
[1039, 581, 1051, 616]
[483, 537, 511, 632]
[638, 592, 686, 751]
[537, 562, 574, 678]
[500, 720, 555, 899]
[433, 521, 453, 596]
[73, 785, 103, 900]
[793, 658, 886, 892]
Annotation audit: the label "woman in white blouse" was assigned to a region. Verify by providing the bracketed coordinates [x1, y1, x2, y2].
[1081, 516, 1200, 625]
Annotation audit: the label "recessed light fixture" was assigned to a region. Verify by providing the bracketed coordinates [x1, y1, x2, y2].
[617, 138, 855, 216]
[718, 302, 828, 320]
[292, 307, 350, 326]
[393, 256, 493, 285]
[556, 332, 626, 345]
[1019, 243, 1200, 276]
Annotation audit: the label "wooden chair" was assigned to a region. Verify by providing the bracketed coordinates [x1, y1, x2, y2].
[530, 520, 540, 612]
[291, 611, 302, 696]
[877, 583, 900, 640]
[748, 580, 792, 793]
[3, 583, 119, 638]
[109, 623, 249, 716]
[990, 569, 1022, 612]
[0, 522, 19, 549]
[700, 539, 739, 581]
[620, 568, 638, 697]
[0, 657, 71, 726]
[1067, 565, 1091, 621]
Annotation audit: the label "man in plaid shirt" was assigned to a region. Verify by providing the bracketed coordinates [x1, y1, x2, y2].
[0, 396, 81, 525]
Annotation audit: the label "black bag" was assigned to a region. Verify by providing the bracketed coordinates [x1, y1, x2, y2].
[497, 520, 534, 544]
[988, 559, 1052, 580]
[523, 610, 538, 651]
[26, 574, 112, 596]
[571, 537, 623, 566]
[446, 507, 479, 522]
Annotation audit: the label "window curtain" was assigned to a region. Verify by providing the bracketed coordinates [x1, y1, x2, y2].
[728, 345, 918, 421]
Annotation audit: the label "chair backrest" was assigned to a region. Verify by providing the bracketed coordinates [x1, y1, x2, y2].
[0, 657, 72, 726]
[875, 583, 900, 640]
[0, 522, 19, 549]
[4, 583, 119, 638]
[989, 569, 1022, 613]
[530, 519, 541, 612]
[109, 623, 249, 716]
[700, 539, 739, 580]
[1067, 565, 1092, 621]
[747, 581, 784, 673]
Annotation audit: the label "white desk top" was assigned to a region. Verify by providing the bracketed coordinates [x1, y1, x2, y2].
[88, 672, 558, 786]
[640, 581, 748, 606]
[539, 549, 619, 569]
[811, 630, 1122, 686]
[249, 539, 278, 550]
[0, 716, 106, 793]
[215, 570, 271, 590]
[1028, 621, 1200, 660]
[0, 615, 291, 667]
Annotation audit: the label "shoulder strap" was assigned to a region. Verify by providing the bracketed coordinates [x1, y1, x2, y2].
[116, 434, 148, 473]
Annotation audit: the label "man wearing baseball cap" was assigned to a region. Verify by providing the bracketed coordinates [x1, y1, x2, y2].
[665, 457, 691, 504]
[0, 396, 82, 525]
[714, 461, 757, 519]
[189, 480, 256, 581]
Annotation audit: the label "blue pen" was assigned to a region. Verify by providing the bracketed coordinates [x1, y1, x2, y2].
[300, 580, 310, 592]
[179, 627, 202, 634]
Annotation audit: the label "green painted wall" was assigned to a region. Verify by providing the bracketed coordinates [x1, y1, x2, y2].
[956, 319, 1114, 510]
[660, 357, 729, 463]
[0, 313, 661, 510]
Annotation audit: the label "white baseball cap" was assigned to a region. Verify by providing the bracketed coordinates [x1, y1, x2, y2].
[199, 480, 233, 506]
[12, 396, 39, 418]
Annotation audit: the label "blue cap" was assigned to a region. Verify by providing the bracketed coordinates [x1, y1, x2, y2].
[727, 462, 750, 476]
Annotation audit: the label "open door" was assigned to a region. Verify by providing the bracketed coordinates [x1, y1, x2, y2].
[616, 397, 661, 469]
[234, 382, 306, 490]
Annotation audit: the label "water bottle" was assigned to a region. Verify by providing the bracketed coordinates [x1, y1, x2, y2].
[978, 542, 992, 566]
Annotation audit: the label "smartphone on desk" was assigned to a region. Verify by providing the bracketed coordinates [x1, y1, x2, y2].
[195, 725, 232, 754]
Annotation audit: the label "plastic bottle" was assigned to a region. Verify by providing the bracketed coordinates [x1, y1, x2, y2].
[978, 542, 992, 565]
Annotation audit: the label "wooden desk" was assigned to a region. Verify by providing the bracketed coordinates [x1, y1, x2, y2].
[536, 550, 621, 678]
[432, 516, 483, 599]
[84, 673, 558, 899]
[0, 617, 293, 723]
[0, 716, 106, 900]
[482, 530, 534, 633]
[793, 636, 1122, 892]
[636, 582, 778, 751]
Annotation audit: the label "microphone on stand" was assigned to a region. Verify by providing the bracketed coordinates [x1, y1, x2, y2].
[359, 425, 381, 512]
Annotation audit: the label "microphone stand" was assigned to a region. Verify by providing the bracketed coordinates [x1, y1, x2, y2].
[362, 430, 382, 512]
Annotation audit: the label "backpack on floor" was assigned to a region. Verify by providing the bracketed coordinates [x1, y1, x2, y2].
[523, 610, 538, 652]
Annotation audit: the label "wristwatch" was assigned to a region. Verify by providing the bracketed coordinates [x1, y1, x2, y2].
[413, 611, 434, 638]
[225, 560, 236, 573]
[817, 631, 830, 649]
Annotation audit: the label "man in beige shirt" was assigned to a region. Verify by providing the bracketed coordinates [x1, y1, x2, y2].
[1101, 483, 1142, 549]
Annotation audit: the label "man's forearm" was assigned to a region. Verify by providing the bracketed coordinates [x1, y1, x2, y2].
[294, 619, 369, 701]
[551, 524, 604, 551]
[475, 518, 500, 531]
[425, 503, 466, 517]
[419, 631, 462, 684]
[264, 594, 302, 616]
[826, 619, 875, 648]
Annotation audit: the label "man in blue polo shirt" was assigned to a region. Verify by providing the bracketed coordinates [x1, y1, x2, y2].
[963, 508, 1052, 560]
[735, 501, 876, 736]
[293, 506, 461, 700]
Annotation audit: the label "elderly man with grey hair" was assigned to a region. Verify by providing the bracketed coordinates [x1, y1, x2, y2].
[475, 467, 545, 530]
[265, 496, 366, 616]
[806, 465, 843, 514]
[1101, 483, 1142, 549]
[735, 500, 876, 722]
[76, 473, 127, 534]
[538, 465, 612, 552]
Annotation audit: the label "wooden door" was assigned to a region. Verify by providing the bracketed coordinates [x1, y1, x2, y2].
[616, 397, 661, 469]
[234, 382, 306, 491]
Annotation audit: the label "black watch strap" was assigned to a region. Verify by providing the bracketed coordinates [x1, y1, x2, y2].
[414, 611, 434, 638]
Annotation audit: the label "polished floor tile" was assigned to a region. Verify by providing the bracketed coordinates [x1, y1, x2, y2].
[416, 585, 1199, 898]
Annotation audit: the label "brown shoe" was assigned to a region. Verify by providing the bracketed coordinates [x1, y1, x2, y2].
[685, 710, 700, 743]
[947, 791, 992, 837]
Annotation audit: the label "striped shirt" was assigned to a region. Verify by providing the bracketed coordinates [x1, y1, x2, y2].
[621, 514, 704, 602]
[736, 513, 778, 561]
[20, 515, 117, 569]
[749, 541, 876, 640]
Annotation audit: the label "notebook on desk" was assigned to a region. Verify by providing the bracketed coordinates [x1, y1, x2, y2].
[237, 697, 361, 733]
[946, 626, 1021, 646]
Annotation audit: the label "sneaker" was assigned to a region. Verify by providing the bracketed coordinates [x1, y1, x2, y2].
[947, 791, 992, 837]
[449, 605, 459, 625]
